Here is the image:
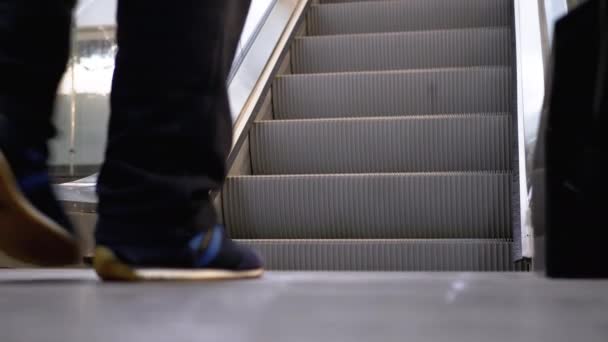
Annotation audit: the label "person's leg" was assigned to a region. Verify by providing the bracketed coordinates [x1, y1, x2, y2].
[0, 0, 79, 265]
[94, 0, 262, 280]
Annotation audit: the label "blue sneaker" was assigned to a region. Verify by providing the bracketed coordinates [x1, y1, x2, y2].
[0, 148, 80, 266]
[94, 225, 264, 281]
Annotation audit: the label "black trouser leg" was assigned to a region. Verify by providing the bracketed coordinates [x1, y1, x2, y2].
[96, 0, 251, 246]
[0, 0, 74, 147]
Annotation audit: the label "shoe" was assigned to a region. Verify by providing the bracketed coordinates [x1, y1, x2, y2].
[94, 225, 264, 281]
[0, 149, 80, 266]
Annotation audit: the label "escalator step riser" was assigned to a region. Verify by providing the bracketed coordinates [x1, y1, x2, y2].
[292, 27, 512, 74]
[224, 173, 512, 239]
[251, 114, 513, 174]
[273, 67, 512, 119]
[239, 239, 523, 271]
[320, 0, 404, 3]
[309, 0, 513, 36]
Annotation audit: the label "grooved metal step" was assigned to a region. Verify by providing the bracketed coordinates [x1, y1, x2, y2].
[251, 114, 513, 174]
[221, 0, 520, 271]
[320, 0, 403, 3]
[273, 67, 512, 119]
[239, 239, 523, 271]
[292, 27, 512, 74]
[308, 0, 513, 36]
[224, 173, 511, 239]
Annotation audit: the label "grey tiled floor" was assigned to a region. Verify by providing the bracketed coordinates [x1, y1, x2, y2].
[0, 270, 607, 342]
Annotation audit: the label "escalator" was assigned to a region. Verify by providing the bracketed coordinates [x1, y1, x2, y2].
[224, 0, 523, 271]
[43, 0, 530, 272]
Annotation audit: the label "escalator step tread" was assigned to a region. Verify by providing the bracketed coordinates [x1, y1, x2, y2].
[239, 239, 524, 271]
[251, 114, 513, 174]
[292, 27, 512, 74]
[273, 67, 512, 119]
[224, 172, 512, 239]
[309, 0, 513, 36]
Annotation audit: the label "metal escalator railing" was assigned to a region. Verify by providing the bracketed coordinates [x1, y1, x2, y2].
[512, 0, 568, 262]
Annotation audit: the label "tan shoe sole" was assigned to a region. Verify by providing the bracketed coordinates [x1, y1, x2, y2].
[93, 246, 264, 281]
[0, 152, 80, 266]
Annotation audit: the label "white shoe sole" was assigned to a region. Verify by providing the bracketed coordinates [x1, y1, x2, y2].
[93, 246, 264, 281]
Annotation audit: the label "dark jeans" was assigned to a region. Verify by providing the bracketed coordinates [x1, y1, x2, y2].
[0, 0, 251, 246]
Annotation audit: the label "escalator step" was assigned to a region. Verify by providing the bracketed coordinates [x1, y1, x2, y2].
[224, 172, 511, 239]
[239, 239, 523, 271]
[320, 0, 403, 3]
[292, 27, 512, 74]
[273, 67, 512, 119]
[251, 114, 512, 174]
[308, 0, 513, 36]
